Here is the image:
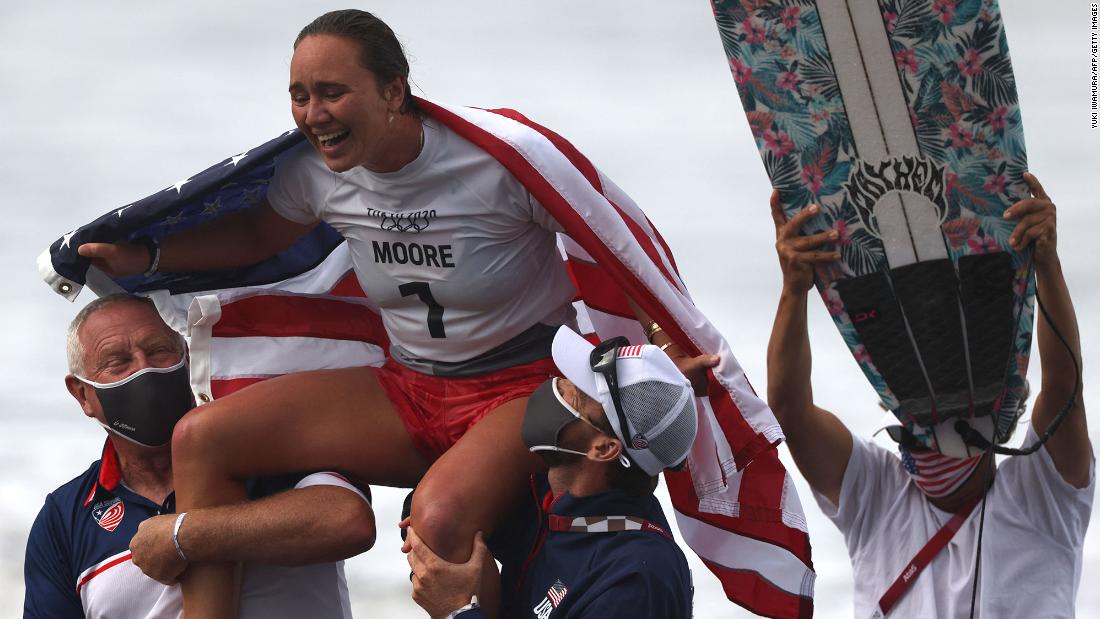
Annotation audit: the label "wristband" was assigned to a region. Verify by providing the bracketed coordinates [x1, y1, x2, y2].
[172, 512, 189, 562]
[445, 595, 480, 618]
[659, 341, 677, 352]
[135, 236, 161, 277]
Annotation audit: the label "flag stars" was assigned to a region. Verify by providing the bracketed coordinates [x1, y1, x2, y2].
[116, 205, 133, 218]
[61, 230, 75, 249]
[225, 152, 247, 167]
[202, 197, 223, 216]
[164, 213, 185, 226]
[170, 177, 192, 194]
[243, 186, 263, 205]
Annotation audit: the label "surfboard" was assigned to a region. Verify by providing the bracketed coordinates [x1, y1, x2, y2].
[710, 0, 1033, 454]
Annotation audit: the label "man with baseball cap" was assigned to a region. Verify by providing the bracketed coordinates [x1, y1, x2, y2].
[402, 326, 695, 619]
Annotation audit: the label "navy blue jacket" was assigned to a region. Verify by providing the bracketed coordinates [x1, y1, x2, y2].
[24, 440, 351, 618]
[24, 440, 174, 617]
[470, 474, 693, 619]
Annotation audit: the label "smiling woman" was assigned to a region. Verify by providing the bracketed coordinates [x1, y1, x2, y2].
[71, 8, 718, 618]
[288, 19, 423, 173]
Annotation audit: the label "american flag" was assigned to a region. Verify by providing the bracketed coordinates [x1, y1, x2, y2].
[41, 98, 815, 618]
[900, 445, 983, 498]
[547, 579, 568, 608]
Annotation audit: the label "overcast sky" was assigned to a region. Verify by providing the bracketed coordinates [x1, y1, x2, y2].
[1, 1, 1096, 616]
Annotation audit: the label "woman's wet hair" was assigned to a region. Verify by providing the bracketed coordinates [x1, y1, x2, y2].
[295, 9, 418, 114]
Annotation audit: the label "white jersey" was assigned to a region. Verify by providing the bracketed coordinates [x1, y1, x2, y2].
[267, 117, 576, 364]
[814, 428, 1094, 618]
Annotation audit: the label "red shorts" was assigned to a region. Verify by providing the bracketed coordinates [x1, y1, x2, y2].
[371, 357, 560, 461]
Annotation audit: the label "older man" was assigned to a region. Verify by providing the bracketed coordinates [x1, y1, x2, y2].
[402, 327, 695, 619]
[24, 293, 376, 618]
[766, 174, 1092, 617]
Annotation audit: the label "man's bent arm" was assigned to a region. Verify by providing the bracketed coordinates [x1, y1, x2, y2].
[131, 477, 374, 583]
[180, 481, 375, 565]
[767, 194, 855, 507]
[1006, 175, 1089, 488]
[1031, 255, 1089, 487]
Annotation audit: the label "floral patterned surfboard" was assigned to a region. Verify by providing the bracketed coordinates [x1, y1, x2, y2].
[711, 0, 1034, 453]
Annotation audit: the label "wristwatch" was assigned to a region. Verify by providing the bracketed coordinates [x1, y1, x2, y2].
[445, 594, 480, 618]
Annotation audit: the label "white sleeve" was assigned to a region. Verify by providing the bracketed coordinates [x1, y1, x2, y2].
[527, 191, 564, 233]
[294, 472, 371, 505]
[996, 428, 1095, 546]
[814, 432, 912, 547]
[266, 142, 325, 225]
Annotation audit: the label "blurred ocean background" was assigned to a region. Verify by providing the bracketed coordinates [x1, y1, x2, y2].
[1, 1, 1095, 616]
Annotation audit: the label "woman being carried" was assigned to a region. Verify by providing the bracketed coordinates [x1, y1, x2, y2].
[80, 9, 715, 617]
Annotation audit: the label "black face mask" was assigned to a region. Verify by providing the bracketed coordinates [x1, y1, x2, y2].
[522, 380, 590, 457]
[522, 379, 632, 468]
[76, 358, 195, 447]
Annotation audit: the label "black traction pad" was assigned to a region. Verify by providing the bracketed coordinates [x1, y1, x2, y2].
[835, 255, 1016, 427]
[957, 252, 1015, 419]
[890, 259, 972, 421]
[834, 270, 928, 425]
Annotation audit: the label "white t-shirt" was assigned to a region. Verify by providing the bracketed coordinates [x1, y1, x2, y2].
[815, 429, 1095, 618]
[267, 117, 576, 363]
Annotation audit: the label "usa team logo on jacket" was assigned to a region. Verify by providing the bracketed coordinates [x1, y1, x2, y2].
[533, 579, 569, 618]
[91, 497, 125, 532]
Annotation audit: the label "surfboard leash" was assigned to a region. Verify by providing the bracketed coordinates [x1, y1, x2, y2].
[954, 284, 1082, 457]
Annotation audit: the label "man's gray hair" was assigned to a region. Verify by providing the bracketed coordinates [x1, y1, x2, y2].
[66, 294, 185, 376]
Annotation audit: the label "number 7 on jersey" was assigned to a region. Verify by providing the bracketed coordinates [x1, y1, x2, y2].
[399, 281, 446, 338]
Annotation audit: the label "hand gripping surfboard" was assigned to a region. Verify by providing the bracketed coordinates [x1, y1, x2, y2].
[710, 0, 1034, 455]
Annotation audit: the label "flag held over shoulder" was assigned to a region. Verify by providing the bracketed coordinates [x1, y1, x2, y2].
[40, 99, 815, 618]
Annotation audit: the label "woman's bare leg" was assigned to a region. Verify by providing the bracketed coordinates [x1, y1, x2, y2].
[411, 397, 546, 617]
[172, 366, 430, 618]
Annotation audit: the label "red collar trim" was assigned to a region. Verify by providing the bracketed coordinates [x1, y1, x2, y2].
[84, 440, 123, 506]
[542, 488, 562, 514]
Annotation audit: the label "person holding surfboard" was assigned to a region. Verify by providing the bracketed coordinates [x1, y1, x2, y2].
[73, 9, 725, 618]
[766, 173, 1092, 617]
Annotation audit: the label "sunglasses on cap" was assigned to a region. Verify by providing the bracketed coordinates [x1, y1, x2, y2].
[589, 336, 692, 473]
[589, 336, 633, 455]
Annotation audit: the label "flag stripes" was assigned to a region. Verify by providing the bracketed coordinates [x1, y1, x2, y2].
[421, 100, 812, 616]
[903, 447, 983, 497]
[42, 99, 815, 617]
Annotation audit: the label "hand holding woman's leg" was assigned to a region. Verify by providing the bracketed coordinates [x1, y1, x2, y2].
[172, 366, 430, 618]
[411, 398, 546, 618]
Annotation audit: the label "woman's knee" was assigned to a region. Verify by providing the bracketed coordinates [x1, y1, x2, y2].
[171, 403, 229, 469]
[410, 486, 475, 561]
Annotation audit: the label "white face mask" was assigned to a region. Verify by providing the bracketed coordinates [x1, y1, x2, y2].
[75, 357, 195, 447]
